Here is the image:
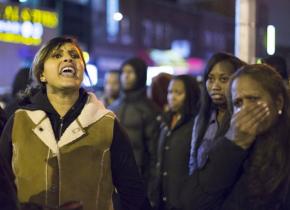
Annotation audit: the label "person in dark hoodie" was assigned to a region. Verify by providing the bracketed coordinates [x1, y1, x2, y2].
[109, 58, 160, 188]
[0, 36, 150, 210]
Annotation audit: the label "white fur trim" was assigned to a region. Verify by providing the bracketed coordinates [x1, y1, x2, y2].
[23, 92, 114, 151]
[32, 113, 59, 155]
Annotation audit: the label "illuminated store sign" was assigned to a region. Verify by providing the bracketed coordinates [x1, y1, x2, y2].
[0, 3, 58, 45]
[149, 49, 205, 75]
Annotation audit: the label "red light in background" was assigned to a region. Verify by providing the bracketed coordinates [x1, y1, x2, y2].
[187, 57, 205, 74]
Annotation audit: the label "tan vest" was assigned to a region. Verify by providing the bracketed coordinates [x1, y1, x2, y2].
[12, 104, 115, 210]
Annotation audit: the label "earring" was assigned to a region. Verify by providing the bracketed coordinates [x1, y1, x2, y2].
[278, 110, 282, 115]
[40, 76, 46, 82]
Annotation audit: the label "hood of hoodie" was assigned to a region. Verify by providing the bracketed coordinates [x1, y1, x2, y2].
[19, 87, 110, 141]
[120, 87, 147, 102]
[16, 87, 113, 154]
[121, 57, 147, 92]
[20, 88, 88, 141]
[23, 87, 88, 117]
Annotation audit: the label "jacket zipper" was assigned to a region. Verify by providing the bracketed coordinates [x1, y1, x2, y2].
[57, 117, 63, 206]
[58, 118, 64, 141]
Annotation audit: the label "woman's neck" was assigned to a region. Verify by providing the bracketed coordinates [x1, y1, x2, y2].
[216, 104, 227, 125]
[170, 112, 181, 129]
[46, 88, 79, 118]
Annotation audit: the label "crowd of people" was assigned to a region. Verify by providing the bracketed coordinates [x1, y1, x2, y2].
[0, 36, 290, 210]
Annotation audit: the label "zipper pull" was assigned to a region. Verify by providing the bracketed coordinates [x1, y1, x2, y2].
[58, 118, 64, 141]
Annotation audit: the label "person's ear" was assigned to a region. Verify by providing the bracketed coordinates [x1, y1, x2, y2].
[40, 75, 46, 82]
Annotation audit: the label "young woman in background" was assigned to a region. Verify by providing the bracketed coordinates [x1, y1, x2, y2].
[150, 75, 200, 210]
[181, 64, 290, 210]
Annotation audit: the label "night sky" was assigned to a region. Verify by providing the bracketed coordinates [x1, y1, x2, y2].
[264, 0, 290, 47]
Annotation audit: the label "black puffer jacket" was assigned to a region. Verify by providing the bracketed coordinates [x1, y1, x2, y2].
[109, 88, 160, 185]
[180, 138, 290, 210]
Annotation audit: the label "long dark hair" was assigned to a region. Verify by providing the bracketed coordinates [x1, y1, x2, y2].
[171, 74, 200, 118]
[193, 52, 246, 155]
[228, 64, 290, 208]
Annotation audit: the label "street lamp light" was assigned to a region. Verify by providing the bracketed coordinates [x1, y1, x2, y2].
[113, 12, 123, 21]
[267, 25, 275, 55]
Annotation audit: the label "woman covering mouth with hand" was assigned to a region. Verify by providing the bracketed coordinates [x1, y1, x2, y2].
[181, 64, 290, 210]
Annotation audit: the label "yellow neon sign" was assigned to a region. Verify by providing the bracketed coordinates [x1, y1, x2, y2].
[4, 6, 19, 22]
[0, 33, 41, 45]
[1, 4, 58, 28]
[0, 3, 58, 46]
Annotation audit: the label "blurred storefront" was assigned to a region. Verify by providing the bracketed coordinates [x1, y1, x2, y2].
[0, 2, 58, 92]
[90, 0, 235, 87]
[2, 0, 289, 90]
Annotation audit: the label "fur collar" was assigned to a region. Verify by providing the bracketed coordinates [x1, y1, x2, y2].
[16, 93, 114, 154]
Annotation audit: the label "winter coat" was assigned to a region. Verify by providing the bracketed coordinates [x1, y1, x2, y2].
[109, 88, 160, 184]
[180, 138, 290, 210]
[0, 88, 149, 210]
[150, 113, 194, 210]
[0, 154, 18, 210]
[188, 111, 225, 175]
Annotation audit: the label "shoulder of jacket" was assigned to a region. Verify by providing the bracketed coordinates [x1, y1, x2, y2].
[103, 111, 116, 120]
[14, 109, 46, 124]
[79, 93, 115, 127]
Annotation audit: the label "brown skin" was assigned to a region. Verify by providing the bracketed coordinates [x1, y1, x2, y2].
[206, 61, 233, 106]
[104, 72, 120, 99]
[121, 64, 137, 91]
[41, 43, 85, 117]
[206, 61, 234, 124]
[167, 79, 186, 113]
[167, 79, 186, 129]
[230, 76, 283, 149]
